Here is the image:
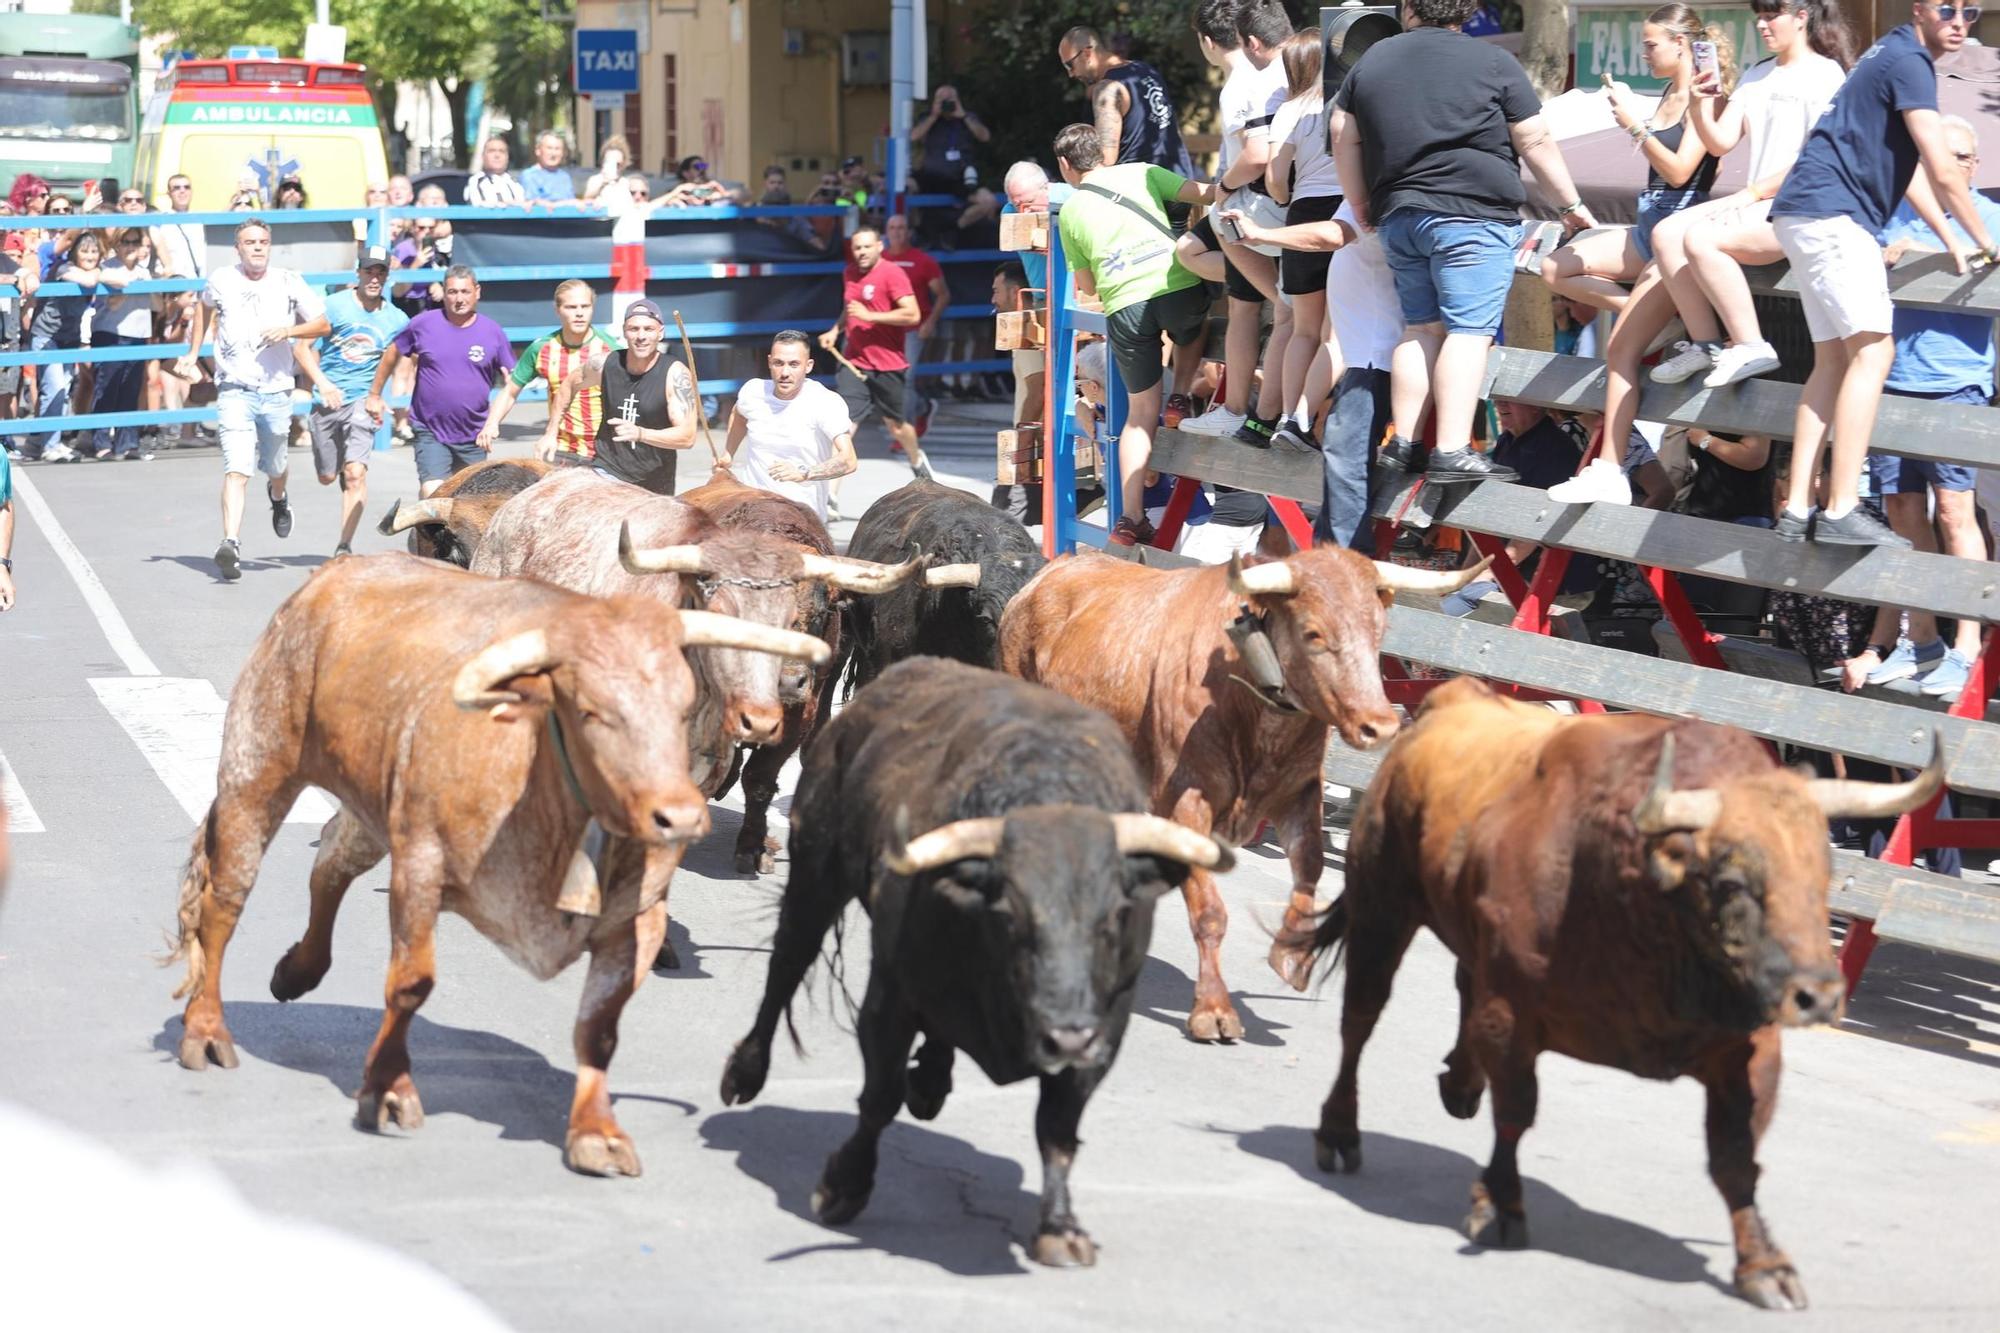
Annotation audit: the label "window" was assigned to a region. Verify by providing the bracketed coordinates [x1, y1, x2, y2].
[663, 53, 677, 166]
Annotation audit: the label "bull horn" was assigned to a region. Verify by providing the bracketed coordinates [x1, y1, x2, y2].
[1226, 554, 1298, 598]
[883, 815, 1006, 876]
[1806, 732, 1947, 821]
[796, 551, 922, 594]
[1110, 813, 1236, 872]
[453, 629, 559, 709]
[675, 609, 831, 666]
[618, 522, 711, 577]
[924, 562, 983, 588]
[381, 497, 455, 535]
[1373, 553, 1496, 595]
[1631, 732, 1723, 834]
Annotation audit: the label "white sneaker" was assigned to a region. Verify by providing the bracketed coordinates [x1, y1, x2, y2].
[1650, 341, 1715, 385]
[40, 442, 80, 463]
[1545, 456, 1633, 506]
[1644, 316, 1688, 357]
[1177, 404, 1246, 437]
[1702, 340, 1781, 390]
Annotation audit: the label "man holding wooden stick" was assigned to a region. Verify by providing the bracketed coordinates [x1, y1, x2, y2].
[821, 225, 933, 498]
[554, 299, 697, 495]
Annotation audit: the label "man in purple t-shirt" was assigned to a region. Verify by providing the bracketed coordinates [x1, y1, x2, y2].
[365, 265, 516, 496]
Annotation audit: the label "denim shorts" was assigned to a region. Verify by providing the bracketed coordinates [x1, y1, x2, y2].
[411, 429, 486, 484]
[1377, 208, 1522, 337]
[1633, 186, 1708, 263]
[215, 387, 293, 478]
[1869, 384, 1988, 493]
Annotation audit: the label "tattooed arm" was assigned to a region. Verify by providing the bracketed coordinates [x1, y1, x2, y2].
[649, 359, 701, 451]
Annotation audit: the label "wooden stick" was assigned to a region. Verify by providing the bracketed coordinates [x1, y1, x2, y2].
[825, 343, 869, 380]
[671, 308, 721, 465]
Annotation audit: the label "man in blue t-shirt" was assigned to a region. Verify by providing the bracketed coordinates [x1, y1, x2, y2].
[289, 247, 411, 555]
[1770, 7, 1998, 549]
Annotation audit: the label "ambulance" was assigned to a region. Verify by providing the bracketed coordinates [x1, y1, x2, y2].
[134, 57, 390, 210]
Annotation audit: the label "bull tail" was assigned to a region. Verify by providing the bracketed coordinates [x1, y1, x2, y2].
[1301, 893, 1352, 984]
[165, 808, 215, 1000]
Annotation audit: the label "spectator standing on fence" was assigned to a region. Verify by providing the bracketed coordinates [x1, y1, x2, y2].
[556, 299, 696, 495]
[1264, 30, 1343, 452]
[1335, 0, 1595, 484]
[1441, 401, 1602, 615]
[481, 278, 615, 467]
[1176, 0, 1290, 444]
[520, 132, 578, 205]
[175, 218, 321, 581]
[1057, 25, 1196, 178]
[882, 213, 949, 405]
[1772, 4, 1997, 549]
[1842, 114, 2000, 697]
[1052, 123, 1219, 546]
[722, 329, 858, 523]
[284, 247, 408, 555]
[822, 224, 932, 501]
[88, 227, 159, 461]
[467, 137, 526, 208]
[364, 266, 514, 498]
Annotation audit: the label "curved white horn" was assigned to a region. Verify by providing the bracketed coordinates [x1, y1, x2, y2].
[1631, 732, 1723, 834]
[796, 551, 923, 594]
[1226, 554, 1298, 598]
[1111, 814, 1236, 871]
[923, 562, 983, 588]
[383, 497, 455, 535]
[1807, 732, 1947, 821]
[1374, 553, 1497, 595]
[883, 816, 1007, 876]
[618, 522, 711, 576]
[452, 629, 559, 709]
[675, 609, 832, 666]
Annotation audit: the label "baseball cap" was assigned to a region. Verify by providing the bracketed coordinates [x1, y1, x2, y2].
[358, 245, 391, 268]
[840, 155, 865, 170]
[623, 298, 665, 324]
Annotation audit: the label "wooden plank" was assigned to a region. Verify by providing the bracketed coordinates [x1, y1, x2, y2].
[1746, 250, 2000, 318]
[1483, 348, 2000, 468]
[1148, 429, 1320, 503]
[1380, 606, 2000, 796]
[1652, 624, 1819, 687]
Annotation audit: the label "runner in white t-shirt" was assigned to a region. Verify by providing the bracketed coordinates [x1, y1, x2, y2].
[721, 331, 858, 522]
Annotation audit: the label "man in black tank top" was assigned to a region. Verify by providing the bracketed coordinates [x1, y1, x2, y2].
[1057, 26, 1195, 177]
[565, 299, 697, 494]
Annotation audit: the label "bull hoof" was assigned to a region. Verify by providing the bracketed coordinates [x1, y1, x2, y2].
[651, 938, 682, 974]
[268, 945, 328, 1002]
[1437, 1071, 1485, 1120]
[1463, 1184, 1528, 1250]
[719, 1038, 768, 1106]
[733, 849, 761, 875]
[1030, 1228, 1099, 1268]
[905, 1066, 952, 1122]
[811, 1176, 873, 1227]
[177, 1029, 239, 1072]
[566, 1131, 643, 1178]
[1736, 1260, 1809, 1312]
[1267, 940, 1313, 994]
[1312, 1130, 1361, 1174]
[356, 1077, 424, 1132]
[1185, 1003, 1245, 1043]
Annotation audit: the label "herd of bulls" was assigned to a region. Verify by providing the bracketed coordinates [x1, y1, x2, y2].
[168, 460, 1941, 1309]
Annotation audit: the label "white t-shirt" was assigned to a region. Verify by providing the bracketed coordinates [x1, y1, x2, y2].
[1219, 57, 1288, 178]
[1733, 54, 1848, 186]
[1327, 202, 1401, 372]
[202, 264, 323, 393]
[1270, 90, 1340, 201]
[151, 219, 207, 278]
[732, 378, 855, 521]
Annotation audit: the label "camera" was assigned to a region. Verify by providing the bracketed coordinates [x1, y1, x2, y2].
[941, 97, 959, 115]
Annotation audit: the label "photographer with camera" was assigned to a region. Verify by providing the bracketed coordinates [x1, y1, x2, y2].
[912, 85, 990, 244]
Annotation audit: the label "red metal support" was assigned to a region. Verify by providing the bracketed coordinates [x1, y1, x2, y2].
[1151, 476, 1201, 550]
[1269, 497, 1316, 549]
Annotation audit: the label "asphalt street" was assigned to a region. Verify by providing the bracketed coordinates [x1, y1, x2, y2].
[3, 401, 1998, 1331]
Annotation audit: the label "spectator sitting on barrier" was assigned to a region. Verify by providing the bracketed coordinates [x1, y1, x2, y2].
[468, 136, 526, 208]
[580, 137, 631, 205]
[1773, 4, 1996, 550]
[88, 227, 159, 462]
[274, 177, 308, 210]
[1441, 401, 1603, 618]
[520, 132, 577, 205]
[482, 278, 614, 468]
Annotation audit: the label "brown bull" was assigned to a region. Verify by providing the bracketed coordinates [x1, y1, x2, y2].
[169, 553, 828, 1176]
[378, 457, 554, 565]
[1302, 678, 1941, 1310]
[999, 546, 1483, 1040]
[678, 464, 846, 874]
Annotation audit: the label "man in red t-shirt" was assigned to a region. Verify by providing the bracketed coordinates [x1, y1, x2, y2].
[821, 224, 931, 483]
[884, 212, 949, 371]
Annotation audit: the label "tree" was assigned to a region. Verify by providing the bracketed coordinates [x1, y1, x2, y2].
[1517, 0, 1571, 101]
[366, 0, 490, 167]
[481, 0, 576, 144]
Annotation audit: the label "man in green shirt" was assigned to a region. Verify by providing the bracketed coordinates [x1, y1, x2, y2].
[1053, 123, 1215, 544]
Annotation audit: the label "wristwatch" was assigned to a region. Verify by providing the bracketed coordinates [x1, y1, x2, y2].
[0, 557, 12, 571]
[1559, 200, 1587, 215]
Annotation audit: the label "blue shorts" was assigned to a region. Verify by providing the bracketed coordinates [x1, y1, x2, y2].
[215, 387, 293, 478]
[411, 429, 486, 484]
[1871, 384, 1987, 493]
[1633, 186, 1708, 263]
[1377, 209, 1521, 337]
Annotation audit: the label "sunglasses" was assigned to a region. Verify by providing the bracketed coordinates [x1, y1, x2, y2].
[48, 201, 73, 213]
[687, 161, 707, 171]
[1060, 48, 1091, 72]
[120, 194, 145, 203]
[1955, 149, 1981, 163]
[1932, 2, 1982, 18]
[169, 182, 192, 190]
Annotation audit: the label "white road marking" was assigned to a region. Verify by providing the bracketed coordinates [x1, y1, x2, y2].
[0, 752, 45, 834]
[90, 678, 335, 825]
[11, 470, 160, 677]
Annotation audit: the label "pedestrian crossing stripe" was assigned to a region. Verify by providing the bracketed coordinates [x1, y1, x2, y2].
[0, 752, 44, 834]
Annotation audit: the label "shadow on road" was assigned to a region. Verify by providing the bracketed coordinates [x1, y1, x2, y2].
[1841, 940, 2000, 1071]
[701, 1104, 1034, 1276]
[152, 1002, 694, 1150]
[1129, 953, 1295, 1048]
[147, 552, 331, 582]
[1231, 1123, 1731, 1294]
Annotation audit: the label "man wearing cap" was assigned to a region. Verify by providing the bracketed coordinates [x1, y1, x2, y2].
[836, 156, 872, 210]
[284, 246, 410, 554]
[555, 299, 698, 494]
